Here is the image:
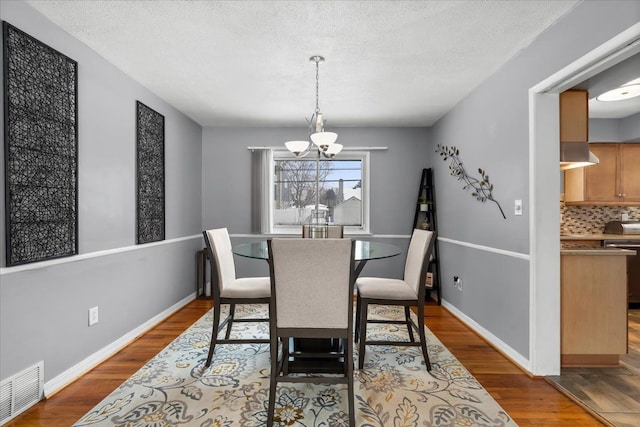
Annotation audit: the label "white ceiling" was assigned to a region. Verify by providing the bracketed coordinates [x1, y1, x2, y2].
[25, 0, 589, 128]
[582, 54, 640, 119]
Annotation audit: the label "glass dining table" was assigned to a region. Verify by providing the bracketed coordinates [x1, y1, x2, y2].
[232, 239, 402, 278]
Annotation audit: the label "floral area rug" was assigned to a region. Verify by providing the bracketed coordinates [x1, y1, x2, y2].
[74, 304, 517, 427]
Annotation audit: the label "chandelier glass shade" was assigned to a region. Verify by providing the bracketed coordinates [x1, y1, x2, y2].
[284, 140, 311, 157]
[324, 142, 343, 159]
[310, 131, 338, 151]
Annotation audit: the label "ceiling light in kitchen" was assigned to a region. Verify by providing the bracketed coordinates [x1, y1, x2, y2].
[596, 78, 640, 102]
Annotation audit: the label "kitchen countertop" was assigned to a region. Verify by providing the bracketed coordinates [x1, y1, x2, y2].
[560, 233, 640, 241]
[561, 242, 636, 256]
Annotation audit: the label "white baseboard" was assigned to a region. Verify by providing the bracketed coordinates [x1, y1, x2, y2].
[43, 293, 197, 397]
[440, 298, 532, 374]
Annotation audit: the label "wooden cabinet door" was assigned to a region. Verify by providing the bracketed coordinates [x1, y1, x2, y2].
[561, 254, 628, 361]
[559, 90, 588, 142]
[584, 144, 618, 201]
[619, 144, 640, 202]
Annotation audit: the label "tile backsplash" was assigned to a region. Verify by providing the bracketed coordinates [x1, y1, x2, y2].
[561, 202, 640, 234]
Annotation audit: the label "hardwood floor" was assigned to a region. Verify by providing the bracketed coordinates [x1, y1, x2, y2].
[423, 301, 603, 427]
[621, 309, 640, 373]
[546, 309, 640, 427]
[6, 299, 602, 426]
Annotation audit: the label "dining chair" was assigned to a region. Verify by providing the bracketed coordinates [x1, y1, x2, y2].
[301, 224, 344, 238]
[354, 229, 436, 371]
[202, 228, 271, 368]
[266, 238, 356, 427]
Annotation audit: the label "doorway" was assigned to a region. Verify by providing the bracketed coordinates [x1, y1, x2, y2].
[529, 23, 640, 376]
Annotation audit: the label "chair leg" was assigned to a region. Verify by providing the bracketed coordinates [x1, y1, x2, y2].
[416, 302, 431, 371]
[358, 300, 368, 369]
[225, 303, 236, 339]
[354, 292, 362, 343]
[206, 300, 222, 367]
[267, 336, 278, 426]
[346, 332, 356, 426]
[404, 306, 415, 342]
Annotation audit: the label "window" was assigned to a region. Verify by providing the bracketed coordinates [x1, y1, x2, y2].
[266, 150, 370, 234]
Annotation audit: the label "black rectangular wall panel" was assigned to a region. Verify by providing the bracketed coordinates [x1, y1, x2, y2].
[3, 22, 78, 266]
[136, 101, 165, 244]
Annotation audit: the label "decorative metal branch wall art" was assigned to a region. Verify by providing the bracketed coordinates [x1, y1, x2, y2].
[435, 145, 506, 219]
[3, 21, 78, 265]
[136, 101, 165, 244]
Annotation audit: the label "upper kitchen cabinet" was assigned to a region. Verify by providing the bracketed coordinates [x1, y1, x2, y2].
[565, 143, 640, 204]
[559, 90, 599, 170]
[560, 90, 588, 142]
[619, 144, 640, 201]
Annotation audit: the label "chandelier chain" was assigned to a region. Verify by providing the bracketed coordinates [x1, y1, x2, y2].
[315, 58, 320, 114]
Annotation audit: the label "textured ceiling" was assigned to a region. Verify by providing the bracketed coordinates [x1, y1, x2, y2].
[25, 0, 582, 127]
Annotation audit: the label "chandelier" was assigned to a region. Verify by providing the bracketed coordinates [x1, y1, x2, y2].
[284, 56, 342, 158]
[284, 56, 343, 229]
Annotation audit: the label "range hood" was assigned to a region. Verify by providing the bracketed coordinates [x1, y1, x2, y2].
[559, 142, 599, 170]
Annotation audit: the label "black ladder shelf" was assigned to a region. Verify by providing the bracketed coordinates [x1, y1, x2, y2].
[412, 168, 441, 305]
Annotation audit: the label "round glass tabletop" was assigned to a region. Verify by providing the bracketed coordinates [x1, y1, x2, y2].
[233, 239, 401, 262]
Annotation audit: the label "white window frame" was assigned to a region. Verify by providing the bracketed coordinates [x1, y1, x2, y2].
[265, 149, 370, 235]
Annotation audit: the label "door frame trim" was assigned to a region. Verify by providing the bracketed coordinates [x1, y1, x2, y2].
[528, 23, 640, 375]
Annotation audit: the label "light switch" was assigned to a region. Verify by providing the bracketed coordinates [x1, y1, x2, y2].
[514, 199, 523, 216]
[89, 306, 99, 326]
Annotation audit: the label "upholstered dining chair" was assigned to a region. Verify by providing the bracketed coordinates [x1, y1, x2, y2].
[302, 224, 344, 238]
[266, 238, 356, 427]
[202, 228, 271, 368]
[354, 229, 436, 371]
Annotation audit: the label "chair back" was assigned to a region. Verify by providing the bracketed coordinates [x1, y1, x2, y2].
[326, 225, 344, 238]
[268, 238, 354, 330]
[404, 229, 436, 296]
[302, 224, 344, 238]
[203, 228, 236, 297]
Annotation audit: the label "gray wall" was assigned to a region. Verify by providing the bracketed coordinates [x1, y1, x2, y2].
[590, 118, 622, 142]
[591, 113, 640, 142]
[201, 127, 431, 279]
[0, 1, 203, 384]
[430, 0, 640, 359]
[620, 112, 640, 142]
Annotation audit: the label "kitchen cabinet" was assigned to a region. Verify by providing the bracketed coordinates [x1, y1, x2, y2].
[560, 89, 588, 142]
[561, 248, 632, 367]
[565, 143, 640, 205]
[619, 144, 640, 201]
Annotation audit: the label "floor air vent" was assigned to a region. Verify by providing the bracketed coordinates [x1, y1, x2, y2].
[0, 361, 44, 425]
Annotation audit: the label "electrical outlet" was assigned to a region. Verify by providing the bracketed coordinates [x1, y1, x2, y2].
[453, 276, 462, 291]
[89, 306, 99, 326]
[621, 213, 630, 221]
